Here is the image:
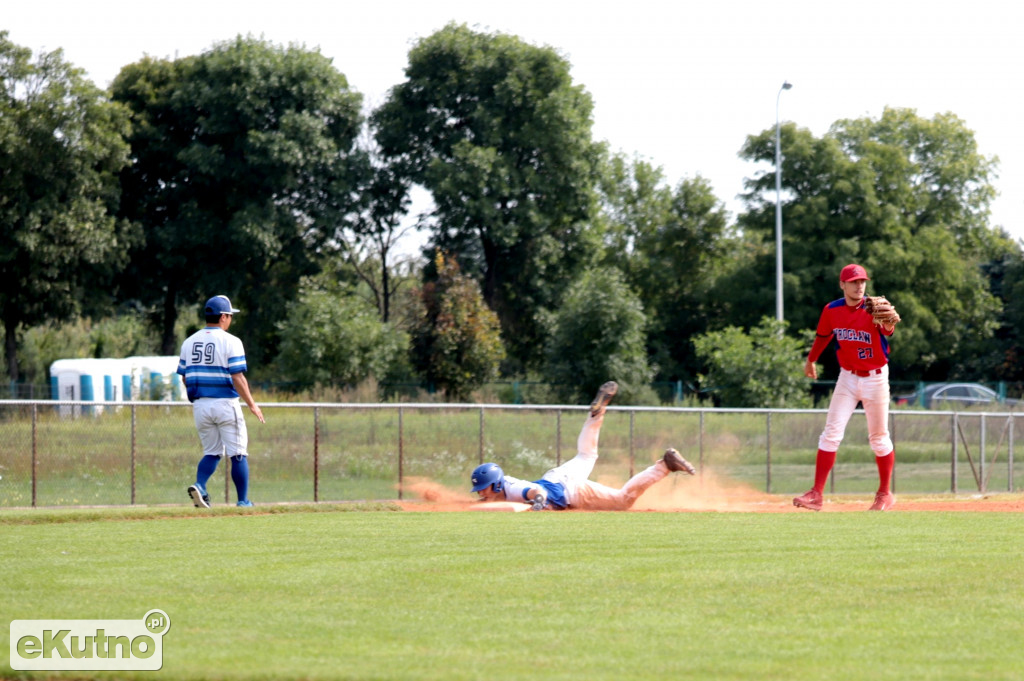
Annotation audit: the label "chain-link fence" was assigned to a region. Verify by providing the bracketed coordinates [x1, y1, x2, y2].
[0, 400, 1019, 508]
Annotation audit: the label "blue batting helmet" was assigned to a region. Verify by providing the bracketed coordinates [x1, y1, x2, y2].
[471, 463, 505, 493]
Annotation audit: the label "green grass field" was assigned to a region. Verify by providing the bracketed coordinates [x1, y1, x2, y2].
[3, 505, 1023, 681]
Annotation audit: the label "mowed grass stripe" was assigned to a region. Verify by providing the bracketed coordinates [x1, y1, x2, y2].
[2, 510, 1023, 681]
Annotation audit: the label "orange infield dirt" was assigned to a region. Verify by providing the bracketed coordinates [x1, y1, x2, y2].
[398, 476, 1024, 513]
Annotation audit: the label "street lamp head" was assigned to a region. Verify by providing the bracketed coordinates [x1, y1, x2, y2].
[782, 81, 793, 90]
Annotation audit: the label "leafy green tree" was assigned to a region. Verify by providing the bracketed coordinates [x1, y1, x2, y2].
[12, 312, 164, 387]
[972, 246, 1024, 385]
[0, 32, 136, 382]
[738, 108, 1004, 379]
[597, 153, 731, 382]
[274, 279, 410, 390]
[110, 36, 366, 363]
[692, 317, 811, 408]
[543, 266, 653, 405]
[373, 23, 605, 372]
[410, 253, 505, 401]
[332, 131, 417, 326]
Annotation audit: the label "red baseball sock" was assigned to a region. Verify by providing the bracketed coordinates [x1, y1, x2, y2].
[876, 451, 895, 494]
[813, 449, 837, 492]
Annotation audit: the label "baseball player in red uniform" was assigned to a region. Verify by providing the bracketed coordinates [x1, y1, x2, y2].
[793, 264, 897, 512]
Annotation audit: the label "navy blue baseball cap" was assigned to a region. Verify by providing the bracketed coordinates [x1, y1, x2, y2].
[204, 295, 240, 316]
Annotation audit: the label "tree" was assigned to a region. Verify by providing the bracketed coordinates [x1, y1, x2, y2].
[274, 278, 410, 390]
[332, 130, 418, 325]
[0, 32, 135, 381]
[738, 108, 1004, 379]
[597, 153, 731, 382]
[410, 252, 505, 401]
[373, 23, 605, 371]
[110, 36, 366, 364]
[543, 266, 653, 405]
[968, 244, 1024, 384]
[692, 317, 811, 408]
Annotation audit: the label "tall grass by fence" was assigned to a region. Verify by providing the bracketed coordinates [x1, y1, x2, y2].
[0, 400, 1019, 508]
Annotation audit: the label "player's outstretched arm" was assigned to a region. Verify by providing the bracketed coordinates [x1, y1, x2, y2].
[231, 373, 265, 423]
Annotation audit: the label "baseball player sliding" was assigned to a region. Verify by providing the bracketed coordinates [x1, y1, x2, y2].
[470, 381, 696, 510]
[794, 263, 899, 512]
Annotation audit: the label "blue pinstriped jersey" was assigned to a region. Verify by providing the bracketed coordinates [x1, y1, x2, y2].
[502, 476, 569, 510]
[177, 326, 248, 402]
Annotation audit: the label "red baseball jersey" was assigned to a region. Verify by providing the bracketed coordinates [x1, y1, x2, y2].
[807, 298, 892, 372]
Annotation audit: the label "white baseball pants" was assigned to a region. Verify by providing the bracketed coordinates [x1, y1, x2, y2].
[541, 412, 670, 510]
[192, 397, 249, 458]
[818, 367, 893, 457]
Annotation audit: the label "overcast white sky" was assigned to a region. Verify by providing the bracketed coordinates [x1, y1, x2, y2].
[7, 0, 1023, 248]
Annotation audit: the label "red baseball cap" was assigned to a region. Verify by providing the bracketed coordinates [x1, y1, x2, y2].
[840, 263, 870, 282]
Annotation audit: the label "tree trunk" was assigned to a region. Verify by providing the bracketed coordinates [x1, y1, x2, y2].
[380, 257, 391, 324]
[160, 285, 179, 356]
[480, 236, 499, 308]
[4, 315, 19, 384]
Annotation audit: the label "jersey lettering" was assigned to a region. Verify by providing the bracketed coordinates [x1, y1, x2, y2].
[835, 328, 872, 343]
[810, 297, 890, 373]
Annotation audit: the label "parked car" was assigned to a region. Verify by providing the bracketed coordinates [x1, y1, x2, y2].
[894, 382, 1019, 410]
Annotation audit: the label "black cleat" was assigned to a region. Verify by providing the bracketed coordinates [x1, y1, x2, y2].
[188, 484, 211, 509]
[589, 381, 619, 417]
[662, 448, 696, 475]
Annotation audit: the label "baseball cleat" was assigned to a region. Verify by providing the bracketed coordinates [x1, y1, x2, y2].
[188, 484, 211, 509]
[589, 381, 618, 417]
[793, 488, 823, 511]
[236, 500, 254, 508]
[868, 491, 895, 511]
[663, 447, 696, 475]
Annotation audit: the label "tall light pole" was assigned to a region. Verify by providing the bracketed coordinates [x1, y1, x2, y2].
[775, 81, 792, 323]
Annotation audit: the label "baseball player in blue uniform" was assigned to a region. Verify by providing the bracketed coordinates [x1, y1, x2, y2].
[471, 381, 696, 510]
[178, 295, 265, 508]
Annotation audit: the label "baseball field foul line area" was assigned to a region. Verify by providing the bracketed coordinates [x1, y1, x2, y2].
[3, 504, 1024, 681]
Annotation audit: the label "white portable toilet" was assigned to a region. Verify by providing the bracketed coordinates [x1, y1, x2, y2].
[128, 356, 185, 402]
[49, 358, 132, 416]
[50, 359, 85, 417]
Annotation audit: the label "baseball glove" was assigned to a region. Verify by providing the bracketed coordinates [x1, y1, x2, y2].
[863, 296, 901, 326]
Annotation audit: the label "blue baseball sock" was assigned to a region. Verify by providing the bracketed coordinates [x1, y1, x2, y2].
[196, 455, 220, 491]
[231, 455, 249, 502]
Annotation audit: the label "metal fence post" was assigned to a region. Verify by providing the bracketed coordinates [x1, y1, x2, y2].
[131, 404, 137, 505]
[698, 410, 704, 486]
[980, 414, 987, 494]
[1010, 415, 1015, 492]
[398, 406, 404, 500]
[479, 407, 485, 465]
[629, 411, 635, 478]
[766, 411, 772, 494]
[890, 412, 896, 494]
[314, 406, 320, 502]
[556, 410, 562, 466]
[31, 403, 37, 508]
[951, 412, 958, 494]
